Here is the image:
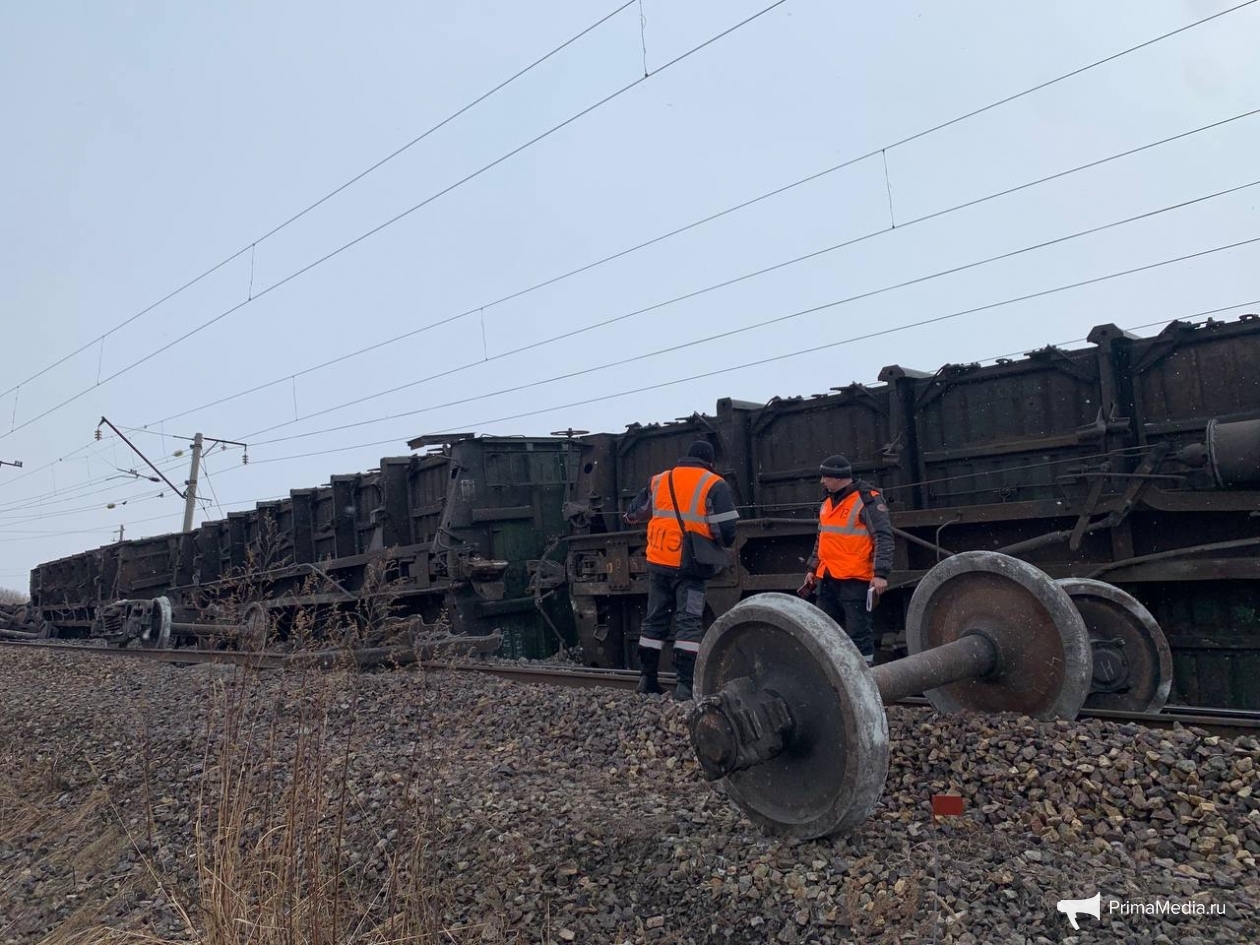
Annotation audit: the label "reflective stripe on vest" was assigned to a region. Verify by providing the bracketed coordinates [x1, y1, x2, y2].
[814, 490, 876, 581]
[645, 466, 720, 568]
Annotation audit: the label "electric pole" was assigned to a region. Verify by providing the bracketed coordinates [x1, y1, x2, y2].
[0, 459, 22, 470]
[96, 418, 247, 534]
[177, 431, 247, 533]
[182, 433, 203, 533]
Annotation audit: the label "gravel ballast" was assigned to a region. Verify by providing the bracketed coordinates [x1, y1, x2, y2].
[0, 647, 1256, 944]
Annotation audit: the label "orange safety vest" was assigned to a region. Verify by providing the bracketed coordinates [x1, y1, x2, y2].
[645, 466, 721, 568]
[814, 489, 877, 581]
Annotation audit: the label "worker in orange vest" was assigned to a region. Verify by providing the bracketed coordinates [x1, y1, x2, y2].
[799, 454, 894, 664]
[623, 440, 739, 700]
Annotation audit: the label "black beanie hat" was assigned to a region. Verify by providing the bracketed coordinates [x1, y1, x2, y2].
[819, 454, 852, 478]
[687, 440, 716, 465]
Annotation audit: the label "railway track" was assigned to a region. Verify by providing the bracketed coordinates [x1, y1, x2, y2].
[0, 635, 501, 671]
[427, 661, 1260, 738]
[2, 639, 1257, 737]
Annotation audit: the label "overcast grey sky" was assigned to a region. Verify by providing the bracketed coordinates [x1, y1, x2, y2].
[1, 0, 1257, 590]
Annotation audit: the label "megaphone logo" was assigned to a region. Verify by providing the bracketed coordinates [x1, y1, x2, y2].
[1057, 891, 1101, 930]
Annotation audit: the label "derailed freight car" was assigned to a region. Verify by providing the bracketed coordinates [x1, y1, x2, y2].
[30, 437, 590, 657]
[26, 315, 1260, 707]
[565, 316, 1260, 708]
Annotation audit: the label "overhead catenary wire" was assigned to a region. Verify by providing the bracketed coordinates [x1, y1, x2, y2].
[0, 489, 171, 528]
[0, 441, 105, 493]
[0, 467, 180, 516]
[149, 6, 1260, 429]
[199, 454, 227, 520]
[220, 238, 1260, 470]
[0, 0, 792, 444]
[0, 455, 187, 516]
[134, 363, 1260, 523]
[34, 295, 1260, 552]
[23, 302, 1250, 549]
[253, 245, 1260, 468]
[6, 5, 1258, 544]
[413, 240, 1260, 441]
[11, 0, 1254, 440]
[222, 106, 1260, 441]
[0, 428, 188, 514]
[0, 471, 170, 517]
[0, 0, 639, 407]
[246, 180, 1260, 446]
[0, 510, 206, 544]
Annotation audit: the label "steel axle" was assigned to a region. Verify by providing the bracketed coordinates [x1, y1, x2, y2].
[690, 552, 1096, 839]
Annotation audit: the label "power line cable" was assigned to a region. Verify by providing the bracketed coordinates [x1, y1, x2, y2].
[232, 236, 1260, 468]
[0, 0, 791, 444]
[0, 456, 186, 515]
[47, 301, 1260, 549]
[0, 1, 638, 407]
[248, 180, 1260, 446]
[150, 2, 1260, 430]
[0, 489, 170, 527]
[41, 383, 1238, 544]
[0, 425, 229, 517]
[879, 0, 1259, 151]
[15, 0, 1253, 440]
[0, 477, 175, 518]
[227, 106, 1260, 440]
[426, 246, 1260, 440]
[199, 455, 227, 520]
[36, 302, 1258, 523]
[0, 510, 191, 544]
[250, 2, 638, 245]
[0, 441, 104, 493]
[0, 431, 175, 494]
[0, 433, 188, 514]
[7, 3, 1256, 520]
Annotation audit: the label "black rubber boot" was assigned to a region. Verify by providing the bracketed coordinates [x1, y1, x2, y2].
[635, 646, 663, 695]
[671, 649, 697, 702]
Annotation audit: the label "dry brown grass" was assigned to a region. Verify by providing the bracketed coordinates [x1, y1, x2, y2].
[0, 752, 57, 845]
[184, 668, 463, 945]
[48, 666, 466, 945]
[9, 547, 464, 945]
[0, 751, 134, 945]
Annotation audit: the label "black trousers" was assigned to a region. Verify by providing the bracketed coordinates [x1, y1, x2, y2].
[638, 564, 707, 653]
[815, 576, 875, 660]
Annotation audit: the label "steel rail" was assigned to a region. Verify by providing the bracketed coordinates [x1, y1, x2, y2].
[0, 639, 292, 668]
[424, 661, 1260, 737]
[0, 637, 500, 671]
[3, 641, 1256, 736]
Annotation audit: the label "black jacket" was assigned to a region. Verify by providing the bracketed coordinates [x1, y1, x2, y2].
[805, 479, 895, 580]
[624, 457, 739, 548]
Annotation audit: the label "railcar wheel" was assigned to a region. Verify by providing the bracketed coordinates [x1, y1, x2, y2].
[240, 603, 270, 651]
[139, 597, 172, 649]
[1058, 578, 1173, 714]
[693, 593, 889, 839]
[905, 552, 1093, 720]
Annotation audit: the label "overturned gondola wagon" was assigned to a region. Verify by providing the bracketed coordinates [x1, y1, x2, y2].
[27, 316, 1260, 708]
